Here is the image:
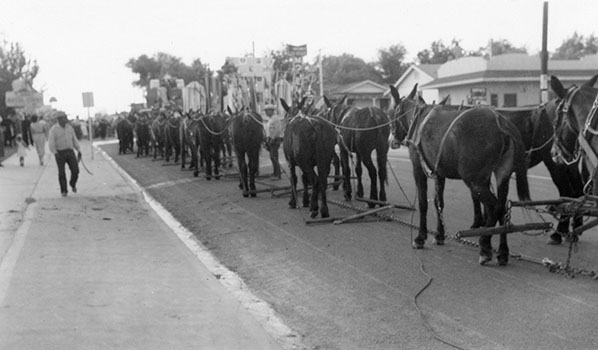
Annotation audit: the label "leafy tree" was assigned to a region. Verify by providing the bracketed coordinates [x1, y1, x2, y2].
[417, 40, 463, 64]
[470, 39, 527, 57]
[375, 44, 409, 84]
[126, 52, 207, 87]
[0, 40, 39, 113]
[322, 54, 382, 85]
[552, 32, 598, 60]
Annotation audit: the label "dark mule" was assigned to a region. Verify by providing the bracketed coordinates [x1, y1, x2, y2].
[281, 98, 337, 218]
[227, 106, 265, 197]
[163, 112, 181, 163]
[389, 85, 531, 266]
[550, 73, 598, 240]
[179, 111, 198, 171]
[135, 112, 151, 158]
[497, 103, 584, 244]
[197, 112, 227, 180]
[116, 115, 135, 155]
[150, 112, 166, 160]
[327, 97, 390, 206]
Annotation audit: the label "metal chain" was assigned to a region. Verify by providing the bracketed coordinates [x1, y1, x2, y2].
[326, 199, 598, 279]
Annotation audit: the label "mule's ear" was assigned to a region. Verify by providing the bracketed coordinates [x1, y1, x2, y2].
[550, 75, 567, 99]
[227, 106, 233, 115]
[389, 85, 400, 105]
[298, 97, 307, 110]
[324, 96, 332, 108]
[418, 95, 427, 104]
[408, 84, 418, 99]
[583, 73, 598, 88]
[340, 95, 348, 106]
[438, 95, 450, 105]
[280, 98, 291, 113]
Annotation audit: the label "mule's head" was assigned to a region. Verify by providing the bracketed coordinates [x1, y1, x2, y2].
[388, 84, 421, 149]
[550, 73, 598, 164]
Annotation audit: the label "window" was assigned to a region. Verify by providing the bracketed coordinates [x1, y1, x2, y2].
[503, 93, 517, 107]
[490, 94, 498, 107]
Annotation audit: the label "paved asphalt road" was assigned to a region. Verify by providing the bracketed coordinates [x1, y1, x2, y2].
[102, 142, 598, 350]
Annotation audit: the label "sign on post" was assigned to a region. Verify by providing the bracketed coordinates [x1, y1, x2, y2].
[287, 44, 307, 57]
[82, 92, 95, 159]
[82, 92, 94, 107]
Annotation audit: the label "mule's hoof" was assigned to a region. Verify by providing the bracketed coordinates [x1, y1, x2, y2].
[497, 256, 509, 266]
[215, 175, 221, 180]
[479, 254, 492, 265]
[412, 241, 424, 249]
[310, 211, 318, 219]
[546, 233, 562, 245]
[250, 192, 256, 198]
[432, 238, 444, 246]
[206, 176, 211, 181]
[243, 192, 249, 198]
[193, 171, 199, 177]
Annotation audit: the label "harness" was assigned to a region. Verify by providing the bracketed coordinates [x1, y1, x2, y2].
[553, 85, 598, 192]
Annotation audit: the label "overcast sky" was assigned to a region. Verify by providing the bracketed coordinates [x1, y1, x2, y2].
[1, 0, 596, 118]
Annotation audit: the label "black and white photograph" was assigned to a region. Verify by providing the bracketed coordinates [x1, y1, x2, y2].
[1, 1, 597, 349]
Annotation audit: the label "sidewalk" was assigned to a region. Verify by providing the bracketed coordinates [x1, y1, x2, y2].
[0, 140, 287, 350]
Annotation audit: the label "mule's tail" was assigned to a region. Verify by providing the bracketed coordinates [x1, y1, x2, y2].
[501, 119, 531, 202]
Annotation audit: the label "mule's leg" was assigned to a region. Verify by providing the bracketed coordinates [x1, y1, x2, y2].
[340, 147, 352, 201]
[377, 151, 388, 203]
[248, 149, 259, 198]
[318, 162, 332, 218]
[288, 164, 298, 209]
[332, 152, 340, 191]
[237, 153, 249, 197]
[495, 179, 511, 266]
[355, 153, 365, 199]
[469, 182, 497, 265]
[471, 198, 485, 228]
[360, 151, 378, 206]
[214, 144, 222, 180]
[410, 152, 429, 249]
[204, 148, 212, 180]
[433, 177, 446, 245]
[308, 172, 319, 218]
[301, 172, 310, 208]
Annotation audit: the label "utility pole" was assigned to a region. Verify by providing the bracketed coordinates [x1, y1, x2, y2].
[540, 1, 549, 103]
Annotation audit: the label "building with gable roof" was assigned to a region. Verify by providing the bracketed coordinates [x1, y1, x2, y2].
[325, 80, 390, 109]
[384, 64, 441, 104]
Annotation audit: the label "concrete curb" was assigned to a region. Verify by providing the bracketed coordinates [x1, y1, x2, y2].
[94, 140, 302, 350]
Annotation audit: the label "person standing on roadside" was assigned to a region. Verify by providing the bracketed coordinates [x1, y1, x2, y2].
[0, 115, 4, 167]
[30, 115, 48, 165]
[48, 112, 81, 197]
[264, 104, 283, 180]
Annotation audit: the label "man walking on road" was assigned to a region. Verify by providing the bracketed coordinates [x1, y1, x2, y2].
[48, 112, 82, 197]
[265, 104, 283, 180]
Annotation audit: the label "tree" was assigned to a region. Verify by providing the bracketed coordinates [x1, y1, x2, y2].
[125, 52, 207, 88]
[469, 39, 527, 58]
[0, 40, 39, 113]
[375, 44, 409, 84]
[322, 54, 382, 86]
[416, 40, 459, 64]
[552, 32, 598, 60]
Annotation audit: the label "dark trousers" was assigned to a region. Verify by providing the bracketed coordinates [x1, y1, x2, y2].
[269, 137, 282, 177]
[55, 149, 79, 194]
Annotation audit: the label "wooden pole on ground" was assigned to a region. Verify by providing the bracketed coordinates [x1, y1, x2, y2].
[333, 205, 394, 225]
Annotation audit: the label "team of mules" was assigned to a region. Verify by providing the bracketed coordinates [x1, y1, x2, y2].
[114, 72, 598, 266]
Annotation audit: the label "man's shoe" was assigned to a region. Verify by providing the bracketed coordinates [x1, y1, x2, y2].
[61, 192, 67, 197]
[72, 186, 77, 193]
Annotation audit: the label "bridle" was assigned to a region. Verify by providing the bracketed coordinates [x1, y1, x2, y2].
[552, 85, 582, 165]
